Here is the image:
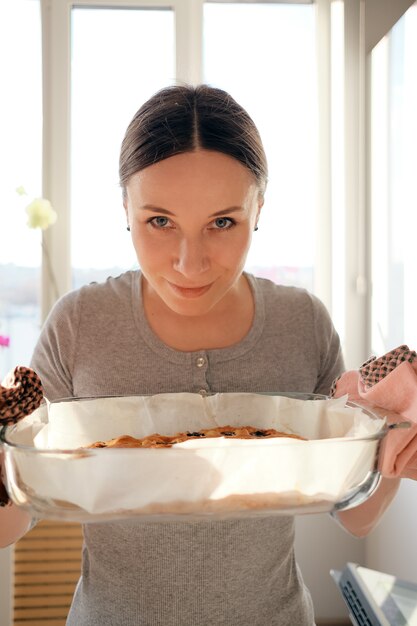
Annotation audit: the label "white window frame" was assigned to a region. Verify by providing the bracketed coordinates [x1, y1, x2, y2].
[342, 0, 368, 369]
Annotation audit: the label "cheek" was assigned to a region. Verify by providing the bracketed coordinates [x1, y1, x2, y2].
[131, 232, 162, 266]
[220, 231, 252, 262]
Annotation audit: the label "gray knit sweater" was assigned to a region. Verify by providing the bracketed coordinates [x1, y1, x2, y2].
[31, 271, 344, 626]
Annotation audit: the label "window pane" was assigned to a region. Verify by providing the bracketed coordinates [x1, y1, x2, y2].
[71, 7, 175, 287]
[371, 3, 417, 353]
[0, 0, 42, 379]
[204, 2, 316, 290]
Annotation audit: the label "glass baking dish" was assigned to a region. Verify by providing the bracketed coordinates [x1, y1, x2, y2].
[0, 392, 388, 523]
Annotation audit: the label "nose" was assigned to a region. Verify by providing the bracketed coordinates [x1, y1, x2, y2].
[172, 235, 210, 278]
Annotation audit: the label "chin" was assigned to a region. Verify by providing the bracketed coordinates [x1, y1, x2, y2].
[165, 298, 218, 318]
[146, 276, 238, 316]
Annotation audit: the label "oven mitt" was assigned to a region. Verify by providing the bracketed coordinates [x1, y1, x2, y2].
[0, 366, 44, 426]
[0, 366, 44, 506]
[330, 345, 417, 480]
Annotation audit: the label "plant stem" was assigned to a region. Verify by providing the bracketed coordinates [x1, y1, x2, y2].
[41, 240, 60, 302]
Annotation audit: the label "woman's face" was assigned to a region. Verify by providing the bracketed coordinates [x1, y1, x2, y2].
[124, 149, 262, 317]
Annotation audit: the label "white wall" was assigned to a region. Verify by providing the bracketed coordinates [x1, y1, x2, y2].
[365, 480, 417, 583]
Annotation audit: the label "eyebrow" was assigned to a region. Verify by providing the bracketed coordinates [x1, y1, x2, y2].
[139, 204, 245, 217]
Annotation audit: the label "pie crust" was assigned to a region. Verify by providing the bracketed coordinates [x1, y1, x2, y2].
[86, 425, 305, 449]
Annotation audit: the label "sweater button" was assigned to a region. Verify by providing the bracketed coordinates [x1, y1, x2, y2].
[196, 357, 205, 368]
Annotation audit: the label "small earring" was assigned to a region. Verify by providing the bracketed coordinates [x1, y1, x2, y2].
[126, 225, 131, 232]
[254, 226, 259, 232]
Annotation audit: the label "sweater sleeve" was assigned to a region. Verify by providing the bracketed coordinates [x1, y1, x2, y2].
[30, 291, 81, 401]
[308, 293, 345, 396]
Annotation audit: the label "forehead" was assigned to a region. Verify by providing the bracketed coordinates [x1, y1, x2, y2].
[126, 150, 258, 206]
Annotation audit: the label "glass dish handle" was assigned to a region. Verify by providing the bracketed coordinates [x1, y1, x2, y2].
[332, 470, 382, 514]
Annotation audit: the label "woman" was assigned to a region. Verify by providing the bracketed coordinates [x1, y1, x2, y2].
[0, 84, 400, 625]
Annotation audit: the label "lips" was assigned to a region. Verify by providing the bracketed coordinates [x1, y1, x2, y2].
[167, 281, 213, 298]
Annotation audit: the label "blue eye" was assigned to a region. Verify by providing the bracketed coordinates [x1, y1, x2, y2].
[213, 217, 235, 229]
[149, 216, 170, 228]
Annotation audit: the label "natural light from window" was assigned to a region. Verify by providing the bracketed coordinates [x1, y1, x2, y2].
[1, 1, 318, 380]
[0, 0, 42, 378]
[204, 2, 316, 290]
[70, 6, 175, 286]
[70, 2, 316, 291]
[371, 2, 417, 354]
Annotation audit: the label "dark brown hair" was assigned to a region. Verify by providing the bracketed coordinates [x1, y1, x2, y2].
[119, 84, 268, 199]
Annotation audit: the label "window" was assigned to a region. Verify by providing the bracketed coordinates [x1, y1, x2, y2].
[0, 0, 42, 379]
[204, 2, 317, 290]
[2, 0, 353, 374]
[70, 6, 175, 286]
[68, 1, 318, 292]
[370, 2, 417, 354]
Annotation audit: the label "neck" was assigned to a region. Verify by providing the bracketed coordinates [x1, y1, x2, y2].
[142, 275, 254, 351]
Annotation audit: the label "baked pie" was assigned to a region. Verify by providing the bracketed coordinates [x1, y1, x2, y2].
[86, 425, 305, 449]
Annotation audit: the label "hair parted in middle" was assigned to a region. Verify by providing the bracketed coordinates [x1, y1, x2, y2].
[119, 84, 268, 200]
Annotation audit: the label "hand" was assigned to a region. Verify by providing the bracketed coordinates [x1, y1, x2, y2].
[331, 355, 417, 481]
[378, 408, 417, 480]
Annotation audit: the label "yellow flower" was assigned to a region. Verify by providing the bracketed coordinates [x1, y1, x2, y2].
[25, 198, 57, 230]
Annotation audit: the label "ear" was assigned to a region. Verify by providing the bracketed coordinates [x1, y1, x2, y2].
[255, 196, 264, 225]
[123, 194, 129, 222]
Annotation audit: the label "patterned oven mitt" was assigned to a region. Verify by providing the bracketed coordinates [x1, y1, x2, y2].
[0, 366, 44, 507]
[330, 345, 417, 480]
